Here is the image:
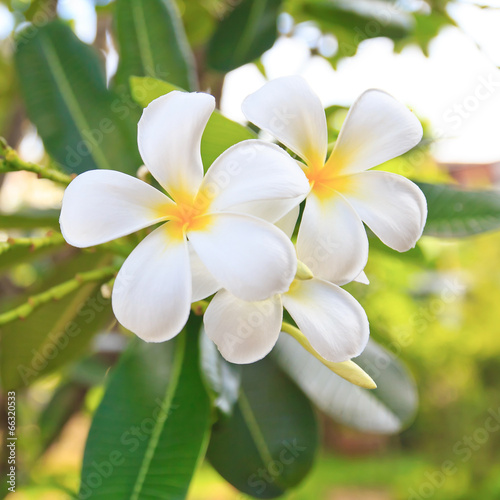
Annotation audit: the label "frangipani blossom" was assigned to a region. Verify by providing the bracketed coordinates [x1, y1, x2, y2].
[60, 91, 310, 343]
[242, 76, 427, 285]
[203, 262, 369, 365]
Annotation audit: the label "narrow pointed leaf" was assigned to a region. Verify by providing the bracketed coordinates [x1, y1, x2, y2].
[113, 0, 197, 92]
[79, 317, 211, 499]
[274, 337, 418, 434]
[417, 181, 500, 237]
[207, 0, 283, 72]
[15, 21, 141, 175]
[207, 357, 318, 499]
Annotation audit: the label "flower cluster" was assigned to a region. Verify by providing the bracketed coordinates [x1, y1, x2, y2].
[60, 76, 427, 365]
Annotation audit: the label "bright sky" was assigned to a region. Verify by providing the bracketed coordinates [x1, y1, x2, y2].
[2, 0, 500, 164]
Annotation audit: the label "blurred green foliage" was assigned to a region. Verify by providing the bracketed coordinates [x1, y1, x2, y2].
[1, 0, 500, 499]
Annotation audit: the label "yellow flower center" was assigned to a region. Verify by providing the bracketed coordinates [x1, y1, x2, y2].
[305, 164, 352, 200]
[156, 189, 213, 240]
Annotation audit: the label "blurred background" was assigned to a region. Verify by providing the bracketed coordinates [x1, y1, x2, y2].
[1, 0, 500, 499]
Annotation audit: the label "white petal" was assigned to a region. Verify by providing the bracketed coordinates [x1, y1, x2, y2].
[354, 271, 370, 285]
[296, 193, 368, 285]
[200, 140, 309, 215]
[326, 89, 423, 175]
[343, 171, 427, 251]
[112, 225, 191, 342]
[204, 290, 282, 364]
[282, 278, 369, 362]
[275, 204, 300, 238]
[60, 170, 172, 248]
[242, 76, 328, 168]
[138, 91, 215, 197]
[188, 213, 296, 301]
[224, 198, 303, 225]
[189, 244, 220, 302]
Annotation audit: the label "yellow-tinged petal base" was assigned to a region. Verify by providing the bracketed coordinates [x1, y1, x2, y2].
[154, 189, 214, 241]
[281, 322, 376, 389]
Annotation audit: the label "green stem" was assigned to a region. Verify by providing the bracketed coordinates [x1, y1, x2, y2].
[0, 232, 66, 256]
[281, 322, 377, 390]
[0, 138, 72, 186]
[0, 266, 117, 326]
[191, 300, 209, 316]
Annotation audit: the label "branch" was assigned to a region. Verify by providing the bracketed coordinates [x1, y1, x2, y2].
[0, 138, 73, 186]
[281, 322, 377, 389]
[0, 232, 66, 256]
[0, 266, 117, 326]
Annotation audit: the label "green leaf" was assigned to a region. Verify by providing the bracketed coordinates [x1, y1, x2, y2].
[113, 0, 197, 92]
[274, 337, 418, 434]
[130, 76, 256, 168]
[207, 0, 283, 72]
[199, 329, 241, 416]
[79, 316, 211, 499]
[417, 181, 500, 237]
[0, 252, 114, 390]
[15, 21, 141, 175]
[207, 357, 318, 498]
[39, 357, 109, 452]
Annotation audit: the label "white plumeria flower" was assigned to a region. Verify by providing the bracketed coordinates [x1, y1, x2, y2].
[242, 76, 427, 285]
[203, 263, 369, 365]
[60, 91, 310, 343]
[203, 216, 369, 365]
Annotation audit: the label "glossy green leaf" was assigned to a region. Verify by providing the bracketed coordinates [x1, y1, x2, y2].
[207, 357, 318, 499]
[79, 317, 211, 499]
[130, 76, 256, 168]
[417, 181, 500, 237]
[15, 21, 141, 175]
[113, 0, 197, 92]
[274, 337, 418, 434]
[199, 329, 241, 416]
[0, 252, 114, 390]
[207, 0, 283, 72]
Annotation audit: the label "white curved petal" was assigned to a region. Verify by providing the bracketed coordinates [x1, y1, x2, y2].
[282, 278, 369, 362]
[354, 271, 370, 285]
[188, 213, 296, 301]
[204, 290, 282, 364]
[242, 76, 328, 168]
[138, 91, 215, 197]
[112, 225, 191, 342]
[189, 244, 220, 302]
[200, 140, 309, 215]
[326, 89, 423, 175]
[225, 198, 303, 225]
[296, 193, 368, 285]
[275, 204, 300, 238]
[60, 170, 172, 248]
[343, 171, 427, 252]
